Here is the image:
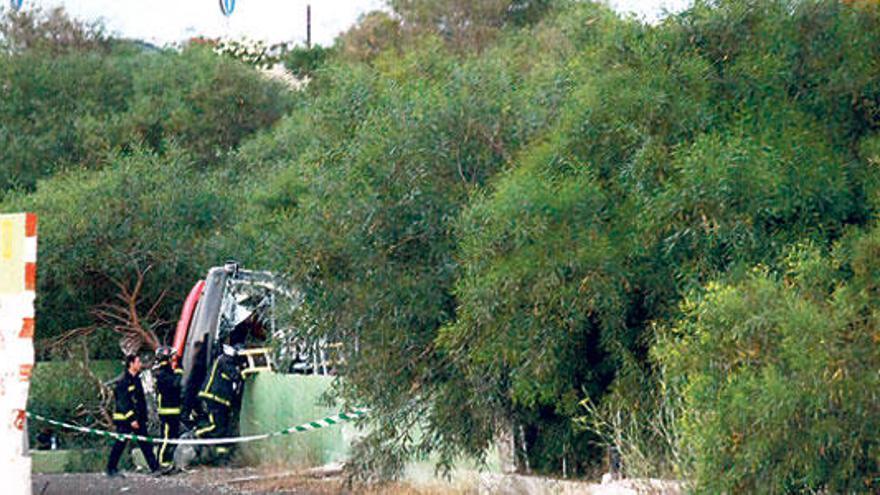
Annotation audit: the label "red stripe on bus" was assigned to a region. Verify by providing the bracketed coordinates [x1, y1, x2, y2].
[172, 280, 205, 367]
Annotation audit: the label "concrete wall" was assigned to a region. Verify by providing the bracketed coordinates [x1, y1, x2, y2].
[238, 372, 361, 467]
[238, 371, 502, 489]
[31, 449, 106, 474]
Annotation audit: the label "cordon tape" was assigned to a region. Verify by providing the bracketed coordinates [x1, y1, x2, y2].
[26, 409, 367, 445]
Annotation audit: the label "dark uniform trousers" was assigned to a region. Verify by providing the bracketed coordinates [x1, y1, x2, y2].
[195, 400, 232, 455]
[158, 414, 180, 467]
[195, 354, 240, 457]
[107, 421, 159, 473]
[155, 364, 184, 468]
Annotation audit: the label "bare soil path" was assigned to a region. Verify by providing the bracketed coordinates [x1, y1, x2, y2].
[32, 467, 445, 495]
[32, 467, 328, 495]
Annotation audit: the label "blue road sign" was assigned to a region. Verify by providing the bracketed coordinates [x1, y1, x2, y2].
[219, 0, 235, 16]
[10, 0, 23, 11]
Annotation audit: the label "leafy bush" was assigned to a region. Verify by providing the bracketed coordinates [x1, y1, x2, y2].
[336, 11, 403, 64]
[655, 241, 880, 492]
[282, 45, 335, 78]
[4, 147, 232, 343]
[0, 6, 109, 54]
[389, 0, 562, 51]
[14, 0, 880, 483]
[641, 103, 856, 295]
[227, 22, 583, 472]
[27, 359, 120, 449]
[122, 46, 295, 164]
[439, 163, 627, 473]
[0, 9, 296, 191]
[225, 0, 880, 477]
[0, 49, 133, 189]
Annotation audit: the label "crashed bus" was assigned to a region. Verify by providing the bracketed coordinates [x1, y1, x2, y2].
[164, 261, 337, 467]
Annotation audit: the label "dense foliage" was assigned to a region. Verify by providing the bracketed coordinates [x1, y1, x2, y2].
[11, 148, 234, 345]
[656, 241, 880, 492]
[27, 359, 119, 447]
[0, 7, 294, 347]
[7, 0, 880, 489]
[0, 9, 294, 190]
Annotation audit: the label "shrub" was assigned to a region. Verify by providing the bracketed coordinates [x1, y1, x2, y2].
[27, 359, 120, 449]
[0, 24, 295, 191]
[655, 243, 880, 492]
[121, 46, 296, 165]
[0, 50, 133, 189]
[4, 148, 231, 344]
[282, 45, 335, 78]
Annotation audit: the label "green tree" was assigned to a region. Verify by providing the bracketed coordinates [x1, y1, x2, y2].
[282, 44, 335, 78]
[389, 0, 563, 51]
[4, 148, 231, 348]
[0, 15, 132, 189]
[0, 6, 109, 54]
[121, 45, 295, 164]
[655, 240, 880, 492]
[227, 23, 583, 472]
[0, 36, 295, 191]
[336, 11, 402, 64]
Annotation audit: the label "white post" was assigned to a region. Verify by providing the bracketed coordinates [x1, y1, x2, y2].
[0, 213, 37, 495]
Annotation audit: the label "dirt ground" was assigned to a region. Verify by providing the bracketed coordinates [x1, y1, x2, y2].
[32, 467, 461, 495]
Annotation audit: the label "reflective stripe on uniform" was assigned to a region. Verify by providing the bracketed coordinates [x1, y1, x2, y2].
[195, 413, 216, 437]
[201, 360, 220, 396]
[113, 410, 134, 421]
[127, 385, 135, 392]
[158, 407, 181, 415]
[198, 391, 230, 407]
[159, 422, 171, 467]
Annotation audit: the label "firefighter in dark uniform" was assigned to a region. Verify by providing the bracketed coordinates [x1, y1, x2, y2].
[106, 354, 160, 476]
[154, 346, 183, 472]
[195, 344, 242, 458]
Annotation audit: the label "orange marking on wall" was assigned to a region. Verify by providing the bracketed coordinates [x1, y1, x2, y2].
[24, 213, 37, 237]
[19, 364, 32, 382]
[19, 318, 34, 339]
[24, 263, 36, 290]
[13, 409, 25, 430]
